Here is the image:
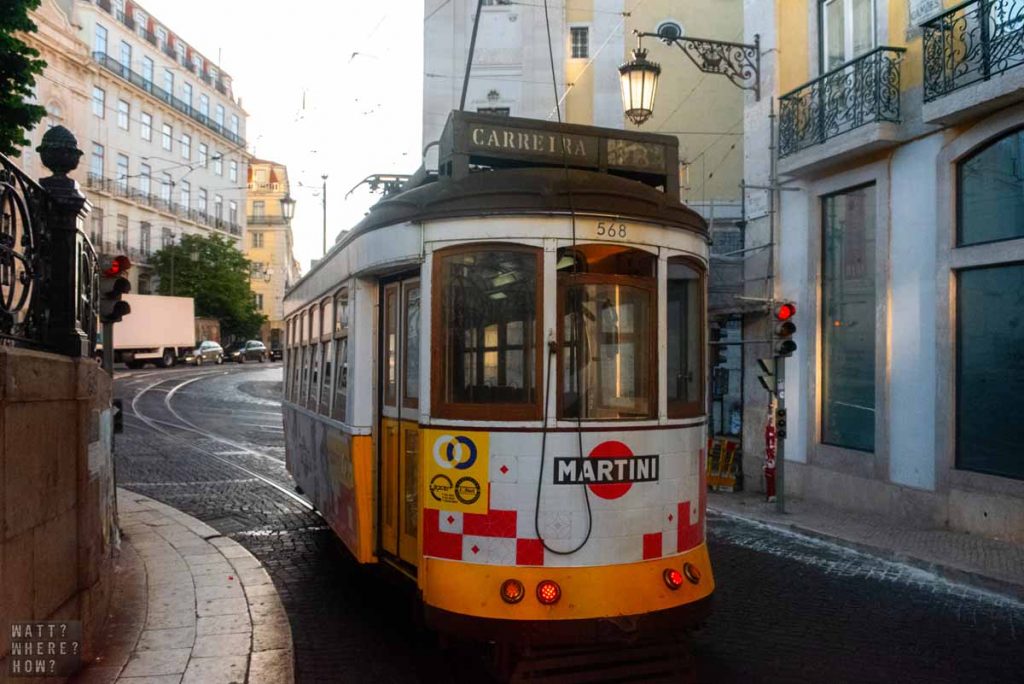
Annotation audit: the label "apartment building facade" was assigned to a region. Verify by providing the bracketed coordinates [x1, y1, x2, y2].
[743, 0, 1024, 540]
[21, 0, 248, 294]
[245, 159, 301, 349]
[423, 0, 748, 438]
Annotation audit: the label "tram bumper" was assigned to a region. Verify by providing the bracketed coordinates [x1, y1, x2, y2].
[421, 542, 714, 644]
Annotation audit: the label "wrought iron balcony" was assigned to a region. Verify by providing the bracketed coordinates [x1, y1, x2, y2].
[922, 0, 1024, 102]
[778, 46, 905, 158]
[91, 52, 245, 148]
[97, 0, 112, 12]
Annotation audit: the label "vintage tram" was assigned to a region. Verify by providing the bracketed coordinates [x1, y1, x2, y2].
[282, 111, 712, 642]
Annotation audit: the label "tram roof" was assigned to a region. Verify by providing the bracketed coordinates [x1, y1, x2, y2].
[289, 113, 707, 295]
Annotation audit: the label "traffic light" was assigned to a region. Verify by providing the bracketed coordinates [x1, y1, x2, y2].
[775, 301, 796, 357]
[775, 407, 788, 439]
[100, 255, 132, 323]
[710, 323, 727, 367]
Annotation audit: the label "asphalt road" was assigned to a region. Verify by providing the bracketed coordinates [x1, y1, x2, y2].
[114, 365, 1024, 683]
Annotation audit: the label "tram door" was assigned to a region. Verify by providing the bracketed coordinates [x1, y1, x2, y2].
[379, 277, 421, 567]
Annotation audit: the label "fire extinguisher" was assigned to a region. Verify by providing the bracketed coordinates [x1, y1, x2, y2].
[764, 419, 777, 500]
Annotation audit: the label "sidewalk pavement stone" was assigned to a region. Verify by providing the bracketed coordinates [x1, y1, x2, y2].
[709, 489, 1024, 599]
[75, 489, 295, 684]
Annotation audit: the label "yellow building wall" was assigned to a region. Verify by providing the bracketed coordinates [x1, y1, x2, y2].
[564, 2, 594, 124]
[777, 0, 810, 94]
[631, 0, 745, 204]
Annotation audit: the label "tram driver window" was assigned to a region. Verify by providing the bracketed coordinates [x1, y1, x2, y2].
[332, 288, 349, 422]
[558, 245, 656, 420]
[667, 257, 705, 418]
[433, 245, 541, 420]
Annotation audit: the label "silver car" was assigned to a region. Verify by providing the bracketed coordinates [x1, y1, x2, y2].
[183, 340, 224, 366]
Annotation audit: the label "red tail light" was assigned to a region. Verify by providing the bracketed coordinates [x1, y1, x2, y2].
[500, 579, 525, 604]
[536, 580, 561, 605]
[663, 568, 684, 590]
[683, 562, 701, 585]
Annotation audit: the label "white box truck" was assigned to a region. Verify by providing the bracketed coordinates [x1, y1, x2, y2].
[100, 294, 196, 368]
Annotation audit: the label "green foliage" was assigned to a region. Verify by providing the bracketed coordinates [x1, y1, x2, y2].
[0, 0, 47, 157]
[150, 233, 266, 340]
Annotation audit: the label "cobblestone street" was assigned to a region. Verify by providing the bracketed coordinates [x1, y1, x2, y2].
[113, 365, 1024, 683]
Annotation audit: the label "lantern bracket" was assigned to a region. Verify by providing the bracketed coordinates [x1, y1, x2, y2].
[635, 29, 761, 101]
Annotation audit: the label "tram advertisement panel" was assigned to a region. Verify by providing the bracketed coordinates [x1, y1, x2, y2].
[423, 429, 490, 515]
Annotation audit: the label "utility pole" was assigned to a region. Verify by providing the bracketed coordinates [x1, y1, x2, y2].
[321, 174, 328, 257]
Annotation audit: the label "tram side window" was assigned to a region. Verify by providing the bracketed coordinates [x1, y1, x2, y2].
[332, 288, 349, 422]
[404, 283, 420, 409]
[559, 245, 656, 420]
[434, 246, 541, 420]
[299, 311, 310, 404]
[320, 339, 333, 415]
[668, 258, 705, 418]
[308, 343, 321, 410]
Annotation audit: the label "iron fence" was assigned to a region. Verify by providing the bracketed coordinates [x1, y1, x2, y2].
[1, 138, 98, 356]
[922, 0, 1024, 101]
[778, 46, 905, 158]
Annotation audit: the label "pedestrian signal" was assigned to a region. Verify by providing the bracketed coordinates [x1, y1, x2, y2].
[100, 255, 132, 323]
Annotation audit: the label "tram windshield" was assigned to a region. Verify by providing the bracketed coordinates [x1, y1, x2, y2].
[436, 246, 539, 417]
[559, 245, 657, 420]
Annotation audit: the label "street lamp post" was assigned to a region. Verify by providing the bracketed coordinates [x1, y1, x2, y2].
[320, 174, 327, 257]
[280, 194, 296, 221]
[619, 28, 761, 125]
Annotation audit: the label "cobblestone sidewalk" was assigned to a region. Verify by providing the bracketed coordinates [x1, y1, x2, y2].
[76, 490, 294, 684]
[709, 490, 1024, 600]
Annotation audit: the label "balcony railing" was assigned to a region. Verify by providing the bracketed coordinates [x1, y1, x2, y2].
[91, 52, 245, 147]
[84, 174, 241, 235]
[97, 0, 112, 12]
[922, 0, 1024, 102]
[778, 46, 905, 158]
[116, 10, 135, 30]
[247, 215, 286, 225]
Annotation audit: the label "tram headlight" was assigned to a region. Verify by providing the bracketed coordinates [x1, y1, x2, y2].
[683, 562, 701, 585]
[500, 579, 525, 604]
[536, 580, 561, 605]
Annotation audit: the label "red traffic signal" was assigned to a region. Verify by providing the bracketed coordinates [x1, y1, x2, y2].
[775, 302, 796, 321]
[102, 255, 132, 277]
[774, 301, 796, 357]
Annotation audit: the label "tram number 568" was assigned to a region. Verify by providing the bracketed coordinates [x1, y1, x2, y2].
[595, 221, 628, 238]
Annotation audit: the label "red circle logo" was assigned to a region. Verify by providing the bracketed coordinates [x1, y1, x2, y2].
[588, 440, 634, 500]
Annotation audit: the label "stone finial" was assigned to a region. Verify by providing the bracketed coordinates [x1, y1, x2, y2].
[36, 125, 83, 178]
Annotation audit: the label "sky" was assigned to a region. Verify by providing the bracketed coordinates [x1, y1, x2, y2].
[143, 0, 425, 273]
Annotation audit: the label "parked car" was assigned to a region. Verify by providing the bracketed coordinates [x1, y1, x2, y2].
[226, 340, 268, 363]
[269, 345, 283, 361]
[181, 340, 224, 366]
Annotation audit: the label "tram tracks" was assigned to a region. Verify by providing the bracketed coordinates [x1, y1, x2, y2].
[124, 368, 314, 511]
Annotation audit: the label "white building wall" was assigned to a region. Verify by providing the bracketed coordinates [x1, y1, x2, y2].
[888, 134, 941, 491]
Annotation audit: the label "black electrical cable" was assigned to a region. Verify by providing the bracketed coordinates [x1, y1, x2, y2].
[533, 0, 592, 556]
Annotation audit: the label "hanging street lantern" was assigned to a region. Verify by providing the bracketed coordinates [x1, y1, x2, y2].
[280, 194, 297, 220]
[619, 36, 661, 126]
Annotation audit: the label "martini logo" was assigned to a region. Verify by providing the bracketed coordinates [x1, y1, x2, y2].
[553, 440, 659, 500]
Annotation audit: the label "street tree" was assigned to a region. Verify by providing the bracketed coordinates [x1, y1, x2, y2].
[150, 233, 266, 340]
[1, 0, 46, 157]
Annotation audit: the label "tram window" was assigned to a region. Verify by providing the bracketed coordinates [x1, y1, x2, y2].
[332, 337, 348, 421]
[320, 340, 333, 415]
[558, 245, 656, 420]
[384, 285, 399, 407]
[433, 246, 541, 420]
[667, 258, 705, 418]
[319, 298, 330, 340]
[299, 344, 310, 404]
[308, 343, 322, 410]
[332, 287, 349, 422]
[334, 288, 349, 335]
[403, 284, 420, 409]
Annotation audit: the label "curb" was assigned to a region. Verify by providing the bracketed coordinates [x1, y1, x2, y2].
[709, 506, 1024, 603]
[80, 489, 296, 684]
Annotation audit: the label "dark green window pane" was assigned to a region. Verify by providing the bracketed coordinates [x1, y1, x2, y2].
[822, 184, 876, 452]
[957, 264, 1024, 480]
[958, 132, 1024, 246]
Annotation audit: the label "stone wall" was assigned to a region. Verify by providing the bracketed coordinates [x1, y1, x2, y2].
[0, 348, 116, 679]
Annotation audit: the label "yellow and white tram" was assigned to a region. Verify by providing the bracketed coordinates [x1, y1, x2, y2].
[282, 112, 712, 642]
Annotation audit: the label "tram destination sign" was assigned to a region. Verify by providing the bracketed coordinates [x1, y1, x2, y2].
[468, 123, 600, 165]
[439, 111, 679, 192]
